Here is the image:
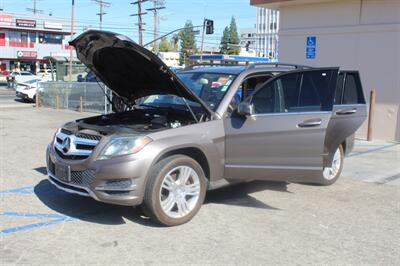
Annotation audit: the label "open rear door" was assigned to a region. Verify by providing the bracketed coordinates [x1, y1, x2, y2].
[324, 71, 367, 163]
[224, 68, 339, 183]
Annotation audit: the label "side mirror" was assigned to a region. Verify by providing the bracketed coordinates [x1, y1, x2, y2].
[237, 102, 254, 116]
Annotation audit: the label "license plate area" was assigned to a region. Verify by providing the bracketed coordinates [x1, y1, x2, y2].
[55, 163, 71, 182]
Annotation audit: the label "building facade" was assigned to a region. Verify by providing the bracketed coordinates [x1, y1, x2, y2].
[0, 12, 72, 73]
[240, 28, 257, 51]
[255, 7, 279, 61]
[251, 0, 400, 141]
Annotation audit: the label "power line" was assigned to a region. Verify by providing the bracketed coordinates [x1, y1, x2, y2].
[92, 0, 111, 30]
[26, 0, 43, 15]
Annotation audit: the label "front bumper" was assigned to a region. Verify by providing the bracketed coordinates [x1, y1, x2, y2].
[16, 91, 29, 99]
[46, 144, 150, 206]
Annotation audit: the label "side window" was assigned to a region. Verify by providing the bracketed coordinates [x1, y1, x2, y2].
[297, 70, 336, 112]
[343, 73, 365, 104]
[251, 70, 337, 114]
[251, 77, 288, 114]
[334, 73, 345, 104]
[280, 73, 302, 111]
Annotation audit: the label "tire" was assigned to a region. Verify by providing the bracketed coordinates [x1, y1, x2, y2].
[142, 155, 207, 226]
[320, 145, 344, 186]
[112, 95, 126, 113]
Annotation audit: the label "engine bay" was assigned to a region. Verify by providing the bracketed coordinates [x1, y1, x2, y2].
[72, 107, 202, 135]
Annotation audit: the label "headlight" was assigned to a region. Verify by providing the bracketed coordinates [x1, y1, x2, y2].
[97, 136, 152, 160]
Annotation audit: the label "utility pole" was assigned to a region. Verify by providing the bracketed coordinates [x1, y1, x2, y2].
[92, 0, 111, 30]
[131, 0, 148, 46]
[200, 19, 206, 63]
[68, 0, 75, 82]
[146, 0, 165, 53]
[26, 0, 43, 15]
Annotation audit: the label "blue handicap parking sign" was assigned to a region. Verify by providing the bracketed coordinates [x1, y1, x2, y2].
[306, 36, 316, 59]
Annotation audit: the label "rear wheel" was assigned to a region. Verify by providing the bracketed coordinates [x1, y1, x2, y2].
[142, 155, 206, 226]
[321, 145, 344, 185]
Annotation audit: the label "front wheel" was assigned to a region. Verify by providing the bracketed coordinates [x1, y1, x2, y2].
[142, 155, 206, 226]
[320, 145, 344, 185]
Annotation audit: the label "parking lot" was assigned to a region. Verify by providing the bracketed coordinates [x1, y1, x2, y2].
[1, 89, 399, 265]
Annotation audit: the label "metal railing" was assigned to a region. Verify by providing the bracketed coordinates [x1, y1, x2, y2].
[39, 82, 113, 114]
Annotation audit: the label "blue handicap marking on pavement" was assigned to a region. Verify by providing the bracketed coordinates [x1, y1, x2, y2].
[306, 36, 317, 59]
[0, 212, 75, 234]
[0, 185, 35, 194]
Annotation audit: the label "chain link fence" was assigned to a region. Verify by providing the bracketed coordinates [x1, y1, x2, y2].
[39, 82, 113, 114]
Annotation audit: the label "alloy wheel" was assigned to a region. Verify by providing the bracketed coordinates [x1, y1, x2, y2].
[323, 147, 342, 180]
[159, 165, 201, 219]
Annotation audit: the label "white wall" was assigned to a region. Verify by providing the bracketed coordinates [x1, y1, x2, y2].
[275, 0, 400, 141]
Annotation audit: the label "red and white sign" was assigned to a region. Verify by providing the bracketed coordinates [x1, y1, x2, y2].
[16, 19, 36, 28]
[0, 14, 13, 25]
[17, 51, 38, 59]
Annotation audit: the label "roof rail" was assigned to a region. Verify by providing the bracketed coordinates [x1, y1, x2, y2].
[246, 62, 313, 70]
[182, 61, 314, 72]
[183, 61, 250, 71]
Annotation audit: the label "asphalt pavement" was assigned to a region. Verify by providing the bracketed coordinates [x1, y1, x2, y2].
[0, 94, 399, 265]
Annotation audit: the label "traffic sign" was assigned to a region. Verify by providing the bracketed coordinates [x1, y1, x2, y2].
[306, 36, 316, 59]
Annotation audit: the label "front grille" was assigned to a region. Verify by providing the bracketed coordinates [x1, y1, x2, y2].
[54, 128, 101, 160]
[76, 133, 102, 141]
[55, 148, 89, 160]
[70, 169, 95, 187]
[61, 128, 72, 135]
[76, 143, 94, 150]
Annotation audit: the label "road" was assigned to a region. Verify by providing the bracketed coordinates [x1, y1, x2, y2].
[0, 94, 399, 265]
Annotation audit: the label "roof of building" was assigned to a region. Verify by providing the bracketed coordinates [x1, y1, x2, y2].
[0, 11, 71, 34]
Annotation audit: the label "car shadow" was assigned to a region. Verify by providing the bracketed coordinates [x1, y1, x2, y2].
[34, 176, 288, 227]
[205, 181, 288, 210]
[14, 98, 30, 104]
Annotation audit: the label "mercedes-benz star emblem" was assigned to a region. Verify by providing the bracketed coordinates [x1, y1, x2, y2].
[61, 137, 71, 153]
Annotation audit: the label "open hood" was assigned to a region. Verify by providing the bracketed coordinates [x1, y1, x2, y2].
[70, 30, 211, 114]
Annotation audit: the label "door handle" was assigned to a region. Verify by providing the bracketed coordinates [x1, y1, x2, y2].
[297, 119, 322, 128]
[336, 108, 357, 115]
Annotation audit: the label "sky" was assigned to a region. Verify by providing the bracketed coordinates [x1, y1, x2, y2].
[0, 0, 257, 47]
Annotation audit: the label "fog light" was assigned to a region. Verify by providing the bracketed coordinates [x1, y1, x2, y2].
[95, 179, 136, 192]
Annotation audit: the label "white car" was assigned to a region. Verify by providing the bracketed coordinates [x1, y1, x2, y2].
[9, 71, 39, 84]
[15, 79, 41, 102]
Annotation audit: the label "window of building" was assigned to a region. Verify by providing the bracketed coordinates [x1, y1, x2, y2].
[38, 33, 63, 44]
[9, 31, 34, 48]
[29, 32, 36, 43]
[0, 33, 5, 46]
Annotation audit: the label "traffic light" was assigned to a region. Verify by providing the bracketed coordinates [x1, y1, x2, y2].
[205, 19, 214, 35]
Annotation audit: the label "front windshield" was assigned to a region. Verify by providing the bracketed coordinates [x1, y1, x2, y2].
[141, 72, 236, 111]
[24, 79, 40, 84]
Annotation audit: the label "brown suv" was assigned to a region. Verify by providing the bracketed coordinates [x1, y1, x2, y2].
[46, 30, 367, 226]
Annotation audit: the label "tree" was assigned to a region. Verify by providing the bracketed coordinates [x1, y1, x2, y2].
[229, 16, 240, 55]
[159, 37, 171, 52]
[219, 17, 241, 55]
[170, 34, 179, 52]
[179, 20, 197, 65]
[220, 26, 230, 54]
